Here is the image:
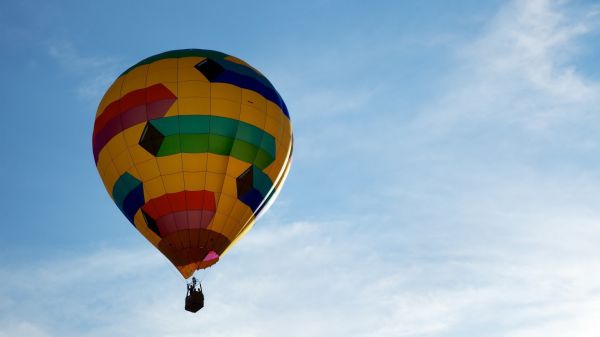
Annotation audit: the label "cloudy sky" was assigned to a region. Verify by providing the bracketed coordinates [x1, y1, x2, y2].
[2, 0, 600, 336]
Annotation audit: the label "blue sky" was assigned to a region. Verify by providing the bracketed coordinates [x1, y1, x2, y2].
[2, 0, 600, 336]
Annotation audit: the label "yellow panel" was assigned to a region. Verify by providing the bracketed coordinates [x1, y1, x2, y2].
[136, 159, 161, 181]
[126, 64, 149, 79]
[100, 161, 120, 194]
[220, 175, 237, 198]
[240, 206, 255, 225]
[239, 104, 267, 129]
[276, 143, 290, 161]
[229, 200, 250, 225]
[148, 58, 178, 70]
[122, 123, 145, 147]
[162, 172, 185, 193]
[210, 98, 240, 120]
[182, 153, 207, 172]
[178, 57, 206, 81]
[225, 157, 250, 178]
[106, 133, 128, 159]
[96, 143, 114, 173]
[161, 81, 178, 96]
[242, 89, 267, 112]
[206, 153, 229, 173]
[267, 100, 285, 120]
[210, 213, 229, 231]
[214, 213, 239, 236]
[113, 150, 134, 173]
[264, 116, 282, 140]
[122, 74, 147, 94]
[179, 81, 210, 98]
[222, 216, 244, 241]
[179, 97, 209, 116]
[225, 220, 256, 254]
[164, 100, 179, 117]
[134, 210, 160, 246]
[147, 67, 177, 85]
[211, 83, 241, 102]
[179, 97, 210, 116]
[205, 172, 225, 192]
[157, 155, 183, 175]
[129, 145, 154, 164]
[281, 125, 292, 153]
[96, 76, 125, 117]
[235, 212, 256, 240]
[273, 143, 286, 170]
[183, 171, 206, 190]
[216, 193, 236, 216]
[143, 176, 166, 200]
[282, 118, 292, 134]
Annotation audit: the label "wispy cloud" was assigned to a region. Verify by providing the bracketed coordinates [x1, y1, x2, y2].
[417, 0, 600, 133]
[47, 40, 122, 101]
[3, 216, 600, 337]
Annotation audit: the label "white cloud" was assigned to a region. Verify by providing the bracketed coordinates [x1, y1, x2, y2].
[2, 213, 600, 337]
[417, 0, 600, 134]
[0, 322, 50, 337]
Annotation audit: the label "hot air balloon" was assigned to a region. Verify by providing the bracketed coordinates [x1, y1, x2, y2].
[92, 49, 292, 312]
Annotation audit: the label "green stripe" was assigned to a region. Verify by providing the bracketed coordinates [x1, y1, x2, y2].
[157, 135, 274, 170]
[151, 115, 276, 158]
[254, 149, 274, 171]
[209, 134, 235, 155]
[112, 172, 141, 208]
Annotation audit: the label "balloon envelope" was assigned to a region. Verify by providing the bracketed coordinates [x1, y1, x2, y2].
[92, 49, 292, 278]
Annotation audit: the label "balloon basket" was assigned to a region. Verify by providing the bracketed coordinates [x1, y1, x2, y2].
[185, 277, 205, 313]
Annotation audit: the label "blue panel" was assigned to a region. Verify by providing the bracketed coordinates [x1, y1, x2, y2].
[239, 188, 263, 213]
[213, 70, 289, 118]
[121, 184, 145, 224]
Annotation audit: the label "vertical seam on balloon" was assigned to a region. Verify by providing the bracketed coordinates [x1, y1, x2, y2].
[213, 84, 244, 248]
[194, 57, 212, 257]
[198, 77, 232, 259]
[175, 56, 193, 262]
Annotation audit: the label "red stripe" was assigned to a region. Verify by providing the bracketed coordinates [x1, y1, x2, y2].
[93, 84, 176, 137]
[142, 190, 216, 220]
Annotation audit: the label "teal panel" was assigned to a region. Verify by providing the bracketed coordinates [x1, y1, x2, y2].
[210, 116, 238, 138]
[112, 172, 142, 209]
[150, 117, 179, 136]
[179, 115, 210, 134]
[252, 166, 273, 196]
